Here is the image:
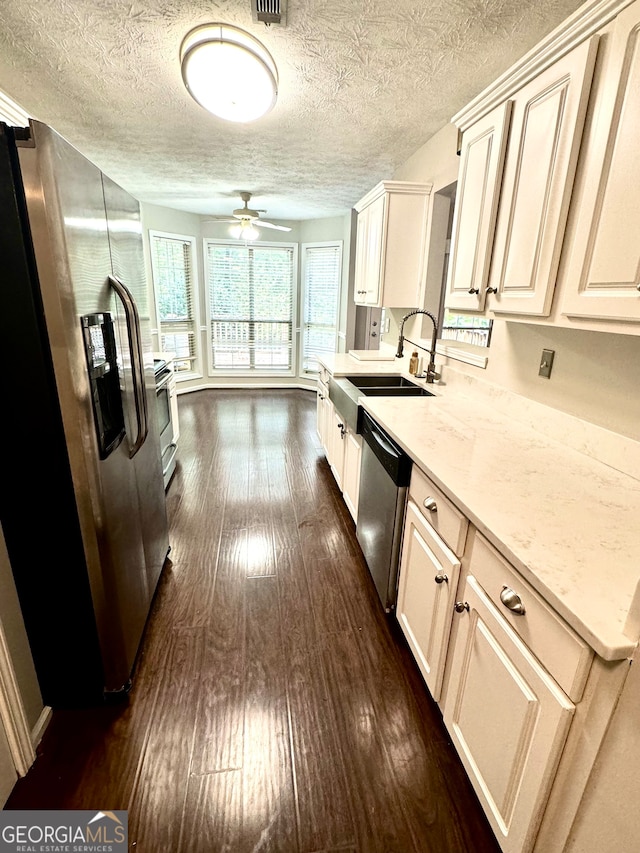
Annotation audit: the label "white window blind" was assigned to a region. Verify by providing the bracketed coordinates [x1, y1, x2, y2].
[206, 242, 295, 371]
[150, 233, 197, 373]
[301, 243, 341, 373]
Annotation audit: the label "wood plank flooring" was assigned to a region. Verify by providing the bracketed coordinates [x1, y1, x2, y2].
[7, 389, 501, 853]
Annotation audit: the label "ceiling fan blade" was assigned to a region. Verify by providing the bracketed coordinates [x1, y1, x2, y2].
[254, 220, 292, 232]
[203, 217, 237, 223]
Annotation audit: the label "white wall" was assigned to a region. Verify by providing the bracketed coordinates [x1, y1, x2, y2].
[382, 123, 640, 441]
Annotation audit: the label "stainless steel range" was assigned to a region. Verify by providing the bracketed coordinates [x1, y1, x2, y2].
[154, 358, 177, 489]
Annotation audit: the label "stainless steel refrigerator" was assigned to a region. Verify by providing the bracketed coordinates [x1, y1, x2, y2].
[0, 120, 170, 707]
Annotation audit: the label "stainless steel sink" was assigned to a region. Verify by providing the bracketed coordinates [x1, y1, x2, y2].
[328, 374, 433, 432]
[345, 375, 419, 388]
[360, 386, 434, 397]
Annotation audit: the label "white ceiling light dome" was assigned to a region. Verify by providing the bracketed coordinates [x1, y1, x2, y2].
[180, 23, 278, 123]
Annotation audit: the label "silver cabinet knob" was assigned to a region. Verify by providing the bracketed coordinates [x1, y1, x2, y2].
[637, 284, 640, 292]
[500, 585, 526, 615]
[423, 497, 437, 513]
[486, 286, 498, 294]
[468, 288, 479, 294]
[435, 574, 448, 584]
[454, 601, 469, 613]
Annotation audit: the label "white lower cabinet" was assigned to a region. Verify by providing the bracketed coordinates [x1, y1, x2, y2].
[341, 429, 362, 522]
[316, 379, 331, 454]
[396, 500, 461, 701]
[328, 407, 346, 490]
[316, 372, 364, 523]
[442, 573, 575, 853]
[395, 471, 592, 853]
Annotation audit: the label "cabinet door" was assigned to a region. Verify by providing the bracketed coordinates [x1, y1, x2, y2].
[362, 194, 385, 306]
[488, 37, 598, 317]
[328, 407, 345, 489]
[445, 101, 512, 312]
[354, 206, 369, 305]
[442, 575, 575, 853]
[342, 429, 362, 522]
[560, 2, 640, 323]
[396, 500, 461, 701]
[316, 382, 329, 449]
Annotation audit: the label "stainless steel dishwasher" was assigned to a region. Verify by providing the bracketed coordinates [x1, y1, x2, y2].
[356, 409, 412, 612]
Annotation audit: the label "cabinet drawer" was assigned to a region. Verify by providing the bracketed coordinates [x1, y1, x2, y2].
[409, 466, 468, 556]
[468, 531, 593, 702]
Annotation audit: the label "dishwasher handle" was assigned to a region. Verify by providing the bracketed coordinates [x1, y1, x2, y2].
[359, 409, 412, 486]
[368, 423, 402, 459]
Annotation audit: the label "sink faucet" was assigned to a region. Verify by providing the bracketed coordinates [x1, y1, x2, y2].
[395, 309, 441, 384]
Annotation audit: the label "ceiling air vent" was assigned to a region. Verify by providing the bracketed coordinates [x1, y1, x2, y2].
[251, 0, 287, 26]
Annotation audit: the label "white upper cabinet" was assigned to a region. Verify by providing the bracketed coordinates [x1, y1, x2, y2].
[560, 0, 640, 323]
[353, 181, 432, 308]
[488, 37, 598, 316]
[445, 101, 512, 312]
[446, 21, 601, 318]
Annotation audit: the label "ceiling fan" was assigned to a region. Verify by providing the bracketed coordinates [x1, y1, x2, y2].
[206, 191, 291, 237]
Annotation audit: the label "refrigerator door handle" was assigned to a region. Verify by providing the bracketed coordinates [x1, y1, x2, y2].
[109, 274, 148, 457]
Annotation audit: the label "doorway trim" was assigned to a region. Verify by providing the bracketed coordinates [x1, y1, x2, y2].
[0, 621, 35, 776]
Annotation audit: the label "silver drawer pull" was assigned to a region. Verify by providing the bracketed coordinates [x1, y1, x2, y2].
[454, 601, 469, 613]
[434, 574, 448, 584]
[500, 585, 526, 615]
[423, 497, 437, 513]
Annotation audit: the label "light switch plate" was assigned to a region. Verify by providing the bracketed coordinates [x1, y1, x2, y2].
[539, 348, 555, 378]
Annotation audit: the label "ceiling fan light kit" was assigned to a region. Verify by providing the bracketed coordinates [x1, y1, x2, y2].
[180, 23, 278, 123]
[230, 221, 260, 241]
[207, 191, 292, 239]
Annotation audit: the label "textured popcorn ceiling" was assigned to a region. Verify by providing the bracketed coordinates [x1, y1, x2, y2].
[0, 0, 586, 220]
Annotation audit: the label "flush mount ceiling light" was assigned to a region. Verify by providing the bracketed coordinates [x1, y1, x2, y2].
[180, 23, 278, 123]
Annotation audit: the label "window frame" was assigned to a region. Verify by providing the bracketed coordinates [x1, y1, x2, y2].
[148, 229, 201, 379]
[203, 238, 299, 377]
[299, 241, 343, 377]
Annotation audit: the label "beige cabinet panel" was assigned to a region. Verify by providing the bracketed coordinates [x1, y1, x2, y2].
[445, 101, 512, 312]
[396, 500, 461, 701]
[488, 37, 598, 317]
[443, 575, 575, 853]
[561, 1, 640, 323]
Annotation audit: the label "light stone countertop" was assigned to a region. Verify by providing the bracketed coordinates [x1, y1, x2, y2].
[317, 353, 640, 661]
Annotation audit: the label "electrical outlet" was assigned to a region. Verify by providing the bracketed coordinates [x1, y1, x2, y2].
[538, 348, 555, 378]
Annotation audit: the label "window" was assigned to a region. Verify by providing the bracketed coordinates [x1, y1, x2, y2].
[441, 310, 493, 347]
[149, 231, 198, 374]
[206, 241, 296, 372]
[301, 242, 342, 374]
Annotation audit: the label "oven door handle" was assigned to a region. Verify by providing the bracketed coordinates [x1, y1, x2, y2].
[109, 274, 148, 458]
[155, 370, 172, 392]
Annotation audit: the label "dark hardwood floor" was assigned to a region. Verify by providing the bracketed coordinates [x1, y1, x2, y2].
[7, 389, 501, 853]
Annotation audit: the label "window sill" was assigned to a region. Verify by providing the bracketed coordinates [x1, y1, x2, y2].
[436, 342, 489, 369]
